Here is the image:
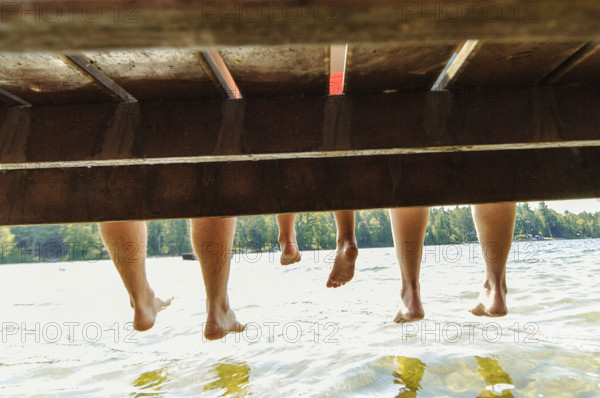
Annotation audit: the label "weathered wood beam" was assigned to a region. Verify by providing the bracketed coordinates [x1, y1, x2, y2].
[82, 49, 228, 101]
[218, 46, 330, 97]
[447, 41, 586, 87]
[2, 1, 600, 51]
[1, 147, 600, 225]
[65, 53, 137, 103]
[1, 85, 599, 165]
[345, 43, 459, 93]
[544, 41, 600, 85]
[0, 53, 116, 104]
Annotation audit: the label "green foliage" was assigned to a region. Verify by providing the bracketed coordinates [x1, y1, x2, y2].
[425, 206, 477, 245]
[3, 202, 600, 264]
[234, 215, 278, 251]
[1, 223, 106, 264]
[147, 219, 192, 256]
[0, 227, 14, 244]
[61, 223, 104, 261]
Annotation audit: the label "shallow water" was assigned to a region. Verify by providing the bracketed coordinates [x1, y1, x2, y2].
[0, 240, 599, 397]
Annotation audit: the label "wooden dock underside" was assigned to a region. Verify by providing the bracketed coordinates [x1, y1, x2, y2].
[3, 1, 600, 50]
[1, 2, 600, 225]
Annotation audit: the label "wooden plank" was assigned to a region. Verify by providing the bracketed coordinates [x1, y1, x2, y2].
[448, 41, 586, 87]
[82, 49, 226, 100]
[218, 46, 330, 97]
[3, 1, 600, 51]
[201, 50, 240, 99]
[66, 54, 137, 102]
[1, 85, 599, 164]
[2, 147, 600, 225]
[549, 42, 600, 85]
[433, 40, 478, 90]
[344, 44, 458, 93]
[0, 88, 29, 106]
[0, 53, 116, 104]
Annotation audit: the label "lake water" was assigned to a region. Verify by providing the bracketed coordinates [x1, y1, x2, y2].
[0, 239, 599, 397]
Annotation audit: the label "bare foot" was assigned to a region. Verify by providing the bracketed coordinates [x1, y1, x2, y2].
[394, 286, 424, 323]
[132, 292, 173, 332]
[326, 241, 358, 288]
[204, 307, 246, 340]
[470, 282, 508, 317]
[280, 241, 301, 265]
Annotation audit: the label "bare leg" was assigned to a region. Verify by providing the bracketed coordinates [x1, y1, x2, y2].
[99, 221, 172, 332]
[326, 210, 359, 288]
[470, 202, 516, 317]
[389, 207, 428, 323]
[276, 214, 301, 265]
[191, 217, 245, 340]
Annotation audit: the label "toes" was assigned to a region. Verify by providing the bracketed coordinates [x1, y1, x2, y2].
[326, 278, 341, 288]
[393, 312, 410, 324]
[328, 275, 351, 286]
[394, 313, 423, 324]
[156, 296, 173, 312]
[471, 307, 507, 318]
[233, 322, 246, 333]
[469, 305, 486, 317]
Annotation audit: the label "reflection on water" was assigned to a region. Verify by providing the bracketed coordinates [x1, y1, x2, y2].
[392, 356, 426, 397]
[475, 356, 514, 397]
[131, 366, 169, 397]
[390, 355, 514, 397]
[203, 360, 251, 397]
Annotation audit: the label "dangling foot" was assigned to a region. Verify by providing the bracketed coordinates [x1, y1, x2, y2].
[132, 291, 173, 331]
[279, 241, 301, 265]
[394, 285, 424, 323]
[203, 306, 246, 340]
[470, 282, 508, 317]
[326, 241, 358, 288]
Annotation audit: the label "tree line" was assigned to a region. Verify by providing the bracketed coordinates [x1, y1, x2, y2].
[1, 202, 599, 264]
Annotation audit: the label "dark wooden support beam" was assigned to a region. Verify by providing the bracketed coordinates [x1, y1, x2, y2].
[2, 1, 600, 51]
[0, 53, 116, 105]
[345, 43, 459, 93]
[447, 41, 587, 87]
[543, 41, 600, 85]
[1, 147, 600, 225]
[0, 88, 30, 107]
[65, 53, 137, 103]
[1, 85, 599, 165]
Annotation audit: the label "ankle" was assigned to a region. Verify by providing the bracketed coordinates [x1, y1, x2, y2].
[483, 279, 507, 292]
[336, 238, 357, 248]
[206, 298, 230, 315]
[401, 281, 420, 293]
[278, 234, 297, 245]
[131, 288, 155, 307]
